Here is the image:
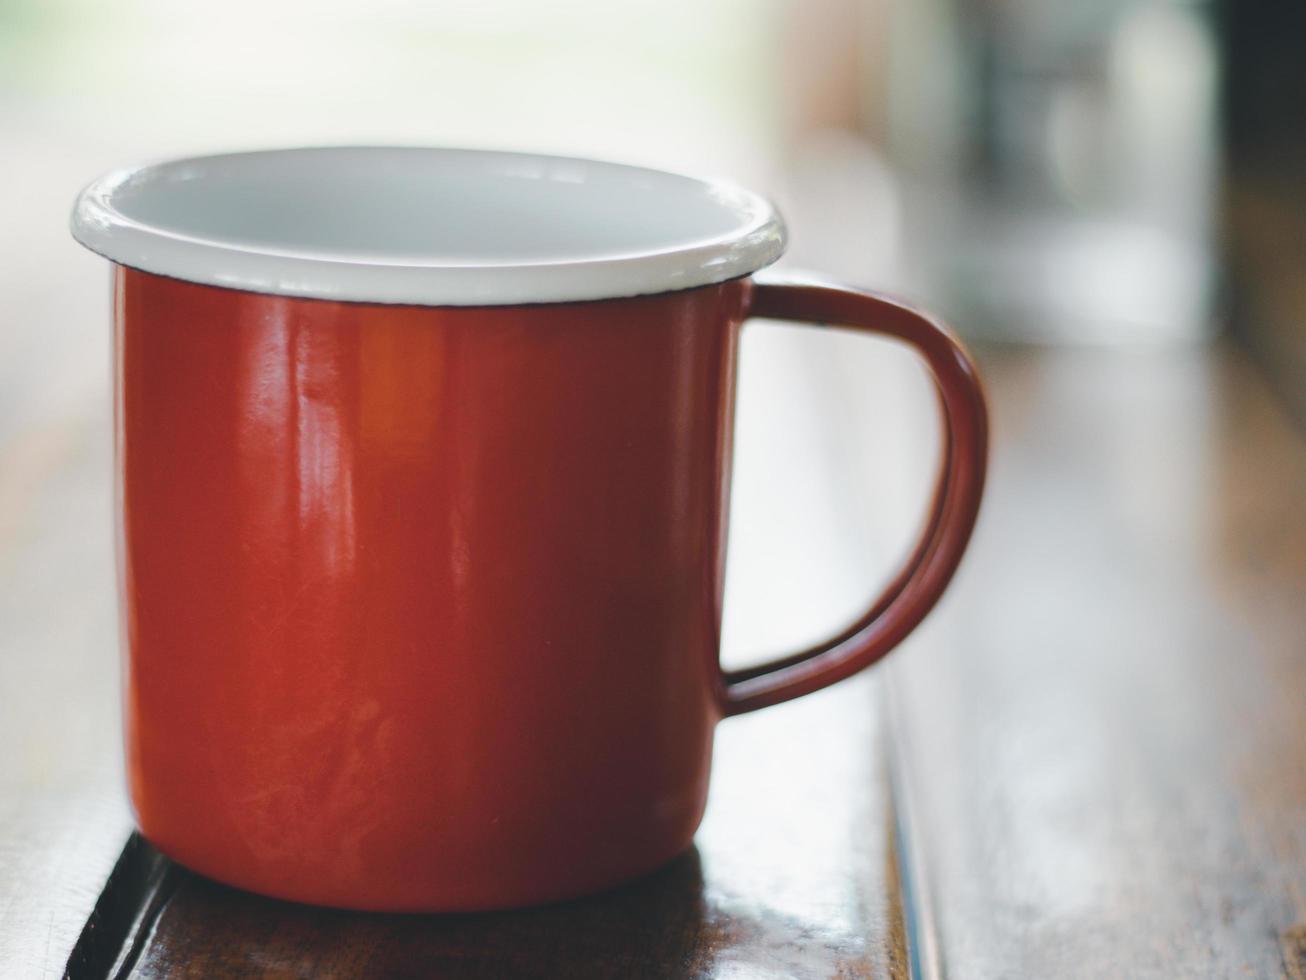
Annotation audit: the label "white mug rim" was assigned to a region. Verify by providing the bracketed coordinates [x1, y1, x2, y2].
[70, 146, 787, 306]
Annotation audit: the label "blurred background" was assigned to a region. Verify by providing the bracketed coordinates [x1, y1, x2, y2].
[3, 0, 1305, 969]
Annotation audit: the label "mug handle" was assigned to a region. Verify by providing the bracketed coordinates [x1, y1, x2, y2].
[721, 274, 989, 715]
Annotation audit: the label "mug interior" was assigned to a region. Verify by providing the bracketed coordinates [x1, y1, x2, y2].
[71, 147, 785, 306]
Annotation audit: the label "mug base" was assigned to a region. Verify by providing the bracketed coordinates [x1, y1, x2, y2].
[140, 831, 699, 914]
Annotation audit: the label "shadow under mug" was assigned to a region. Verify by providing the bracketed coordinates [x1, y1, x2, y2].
[71, 147, 987, 912]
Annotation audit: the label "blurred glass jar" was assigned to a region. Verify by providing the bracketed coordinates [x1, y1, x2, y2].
[887, 0, 1218, 344]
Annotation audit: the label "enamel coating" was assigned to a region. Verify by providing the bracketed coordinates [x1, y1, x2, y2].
[117, 268, 749, 910]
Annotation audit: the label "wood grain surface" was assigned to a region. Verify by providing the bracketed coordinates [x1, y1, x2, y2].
[0, 407, 134, 980]
[889, 346, 1306, 979]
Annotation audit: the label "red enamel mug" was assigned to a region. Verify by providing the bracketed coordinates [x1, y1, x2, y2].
[71, 147, 986, 912]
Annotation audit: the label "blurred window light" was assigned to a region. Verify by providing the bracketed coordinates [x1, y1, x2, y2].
[0, 0, 784, 179]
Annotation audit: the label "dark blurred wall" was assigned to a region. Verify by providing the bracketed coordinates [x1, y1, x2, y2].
[1223, 0, 1306, 419]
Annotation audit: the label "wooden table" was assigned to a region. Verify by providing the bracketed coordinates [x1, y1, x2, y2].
[4, 339, 1306, 978]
